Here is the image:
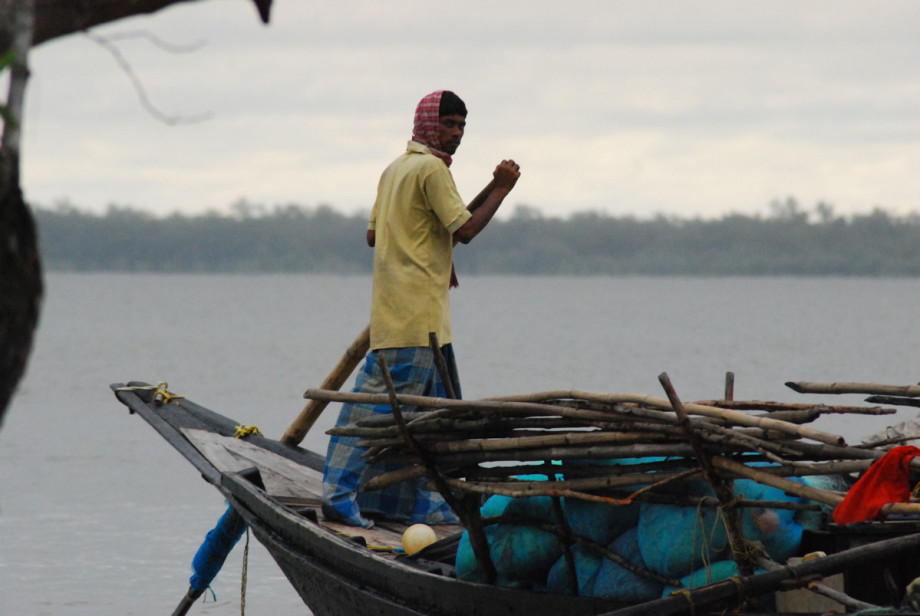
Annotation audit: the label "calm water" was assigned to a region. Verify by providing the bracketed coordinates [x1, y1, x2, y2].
[3, 273, 920, 615]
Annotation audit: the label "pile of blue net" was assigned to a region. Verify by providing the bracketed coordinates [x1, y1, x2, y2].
[454, 465, 834, 601]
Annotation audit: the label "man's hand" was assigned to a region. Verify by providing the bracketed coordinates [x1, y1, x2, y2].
[493, 159, 521, 191]
[454, 158, 521, 244]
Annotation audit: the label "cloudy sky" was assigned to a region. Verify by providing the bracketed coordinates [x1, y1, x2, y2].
[19, 0, 920, 220]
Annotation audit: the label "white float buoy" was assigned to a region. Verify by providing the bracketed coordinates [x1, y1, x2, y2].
[401, 523, 437, 555]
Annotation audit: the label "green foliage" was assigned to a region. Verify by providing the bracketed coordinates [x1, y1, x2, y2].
[33, 200, 920, 276]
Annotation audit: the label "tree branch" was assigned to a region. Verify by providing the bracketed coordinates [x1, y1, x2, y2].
[31, 0, 272, 48]
[84, 30, 212, 125]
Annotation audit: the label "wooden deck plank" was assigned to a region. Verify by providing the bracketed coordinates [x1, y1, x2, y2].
[182, 428, 323, 498]
[182, 428, 463, 552]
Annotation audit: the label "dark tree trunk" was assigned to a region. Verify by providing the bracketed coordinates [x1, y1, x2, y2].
[0, 0, 270, 425]
[0, 155, 42, 426]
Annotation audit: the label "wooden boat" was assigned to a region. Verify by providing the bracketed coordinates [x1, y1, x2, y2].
[111, 381, 920, 616]
[112, 381, 628, 616]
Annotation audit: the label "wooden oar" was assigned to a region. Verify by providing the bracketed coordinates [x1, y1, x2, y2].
[172, 325, 370, 615]
[282, 324, 370, 445]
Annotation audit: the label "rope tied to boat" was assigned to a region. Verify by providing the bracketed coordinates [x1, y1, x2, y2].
[668, 587, 696, 615]
[114, 382, 185, 405]
[715, 493, 759, 563]
[234, 425, 261, 439]
[692, 498, 720, 576]
[330, 530, 399, 552]
[153, 382, 185, 405]
[668, 574, 745, 615]
[727, 574, 747, 607]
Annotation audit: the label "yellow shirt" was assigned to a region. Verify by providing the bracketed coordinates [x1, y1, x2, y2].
[368, 141, 472, 350]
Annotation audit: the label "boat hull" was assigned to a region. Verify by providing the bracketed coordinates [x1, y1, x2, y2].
[112, 382, 621, 616]
[221, 471, 622, 616]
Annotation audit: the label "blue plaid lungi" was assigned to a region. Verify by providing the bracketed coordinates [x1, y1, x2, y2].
[322, 345, 461, 528]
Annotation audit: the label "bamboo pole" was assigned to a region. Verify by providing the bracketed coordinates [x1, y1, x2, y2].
[786, 381, 920, 397]
[362, 464, 426, 491]
[865, 395, 920, 409]
[376, 354, 497, 585]
[437, 471, 703, 506]
[350, 412, 640, 434]
[349, 418, 834, 465]
[415, 429, 677, 452]
[365, 456, 700, 492]
[454, 466, 824, 512]
[282, 325, 370, 445]
[308, 388, 847, 445]
[696, 399, 895, 415]
[755, 556, 879, 612]
[712, 457, 843, 507]
[428, 332, 457, 400]
[348, 406, 871, 467]
[748, 409, 822, 424]
[378, 442, 705, 466]
[356, 417, 806, 465]
[366, 457, 869, 498]
[777, 438, 920, 471]
[336, 414, 668, 439]
[486, 390, 848, 445]
[659, 373, 753, 578]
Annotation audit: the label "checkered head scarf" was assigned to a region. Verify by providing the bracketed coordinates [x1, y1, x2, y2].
[412, 90, 453, 167]
[411, 91, 466, 288]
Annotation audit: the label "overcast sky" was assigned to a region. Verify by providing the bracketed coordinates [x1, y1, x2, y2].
[19, 0, 920, 220]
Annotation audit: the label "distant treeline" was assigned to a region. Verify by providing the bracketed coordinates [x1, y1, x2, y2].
[34, 198, 920, 276]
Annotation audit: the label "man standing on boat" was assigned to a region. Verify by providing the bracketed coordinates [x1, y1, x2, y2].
[322, 90, 521, 528]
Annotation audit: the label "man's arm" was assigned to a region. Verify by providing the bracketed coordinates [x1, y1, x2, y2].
[466, 179, 497, 214]
[454, 159, 520, 244]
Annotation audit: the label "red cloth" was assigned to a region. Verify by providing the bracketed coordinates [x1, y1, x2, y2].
[411, 90, 452, 167]
[832, 445, 920, 525]
[411, 90, 461, 289]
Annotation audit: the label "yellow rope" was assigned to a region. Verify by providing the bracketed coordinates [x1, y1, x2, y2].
[714, 500, 739, 564]
[691, 498, 717, 581]
[153, 382, 185, 405]
[115, 382, 185, 404]
[669, 588, 696, 615]
[727, 574, 746, 603]
[234, 425, 261, 439]
[330, 531, 399, 552]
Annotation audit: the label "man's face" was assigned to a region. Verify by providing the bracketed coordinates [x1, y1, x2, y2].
[437, 114, 466, 155]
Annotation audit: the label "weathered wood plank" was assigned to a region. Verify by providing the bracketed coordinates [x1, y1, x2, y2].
[182, 428, 323, 499]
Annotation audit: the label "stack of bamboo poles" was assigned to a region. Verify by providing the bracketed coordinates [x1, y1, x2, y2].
[306, 373, 920, 607]
[309, 375, 920, 511]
